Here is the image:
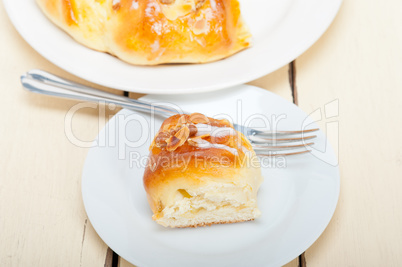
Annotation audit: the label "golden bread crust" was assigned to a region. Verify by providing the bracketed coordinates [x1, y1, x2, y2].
[36, 0, 108, 51]
[36, 0, 252, 65]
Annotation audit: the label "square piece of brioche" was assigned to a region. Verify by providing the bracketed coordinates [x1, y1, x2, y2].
[143, 113, 263, 228]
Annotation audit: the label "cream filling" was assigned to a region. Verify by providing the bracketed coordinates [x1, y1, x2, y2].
[155, 183, 261, 226]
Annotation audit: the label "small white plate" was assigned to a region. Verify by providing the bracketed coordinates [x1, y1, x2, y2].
[82, 85, 339, 267]
[4, 0, 342, 94]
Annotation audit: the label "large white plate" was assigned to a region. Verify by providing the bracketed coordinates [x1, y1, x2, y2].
[82, 85, 339, 267]
[4, 0, 342, 94]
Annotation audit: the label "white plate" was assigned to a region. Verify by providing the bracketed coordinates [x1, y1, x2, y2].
[82, 85, 339, 267]
[4, 0, 342, 94]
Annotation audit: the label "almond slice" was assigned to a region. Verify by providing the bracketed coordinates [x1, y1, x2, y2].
[175, 125, 190, 141]
[162, 123, 171, 132]
[166, 136, 181, 151]
[166, 126, 190, 151]
[188, 124, 198, 137]
[192, 133, 210, 139]
[189, 113, 209, 124]
[169, 126, 181, 135]
[177, 114, 188, 125]
[155, 131, 170, 147]
[187, 138, 198, 146]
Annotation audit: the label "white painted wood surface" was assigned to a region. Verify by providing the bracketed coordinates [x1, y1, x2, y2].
[295, 0, 402, 266]
[0, 2, 121, 266]
[2, 0, 402, 266]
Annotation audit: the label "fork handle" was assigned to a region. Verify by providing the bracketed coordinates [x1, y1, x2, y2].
[20, 69, 180, 117]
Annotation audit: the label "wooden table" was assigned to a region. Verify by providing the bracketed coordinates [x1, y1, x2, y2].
[1, 0, 402, 266]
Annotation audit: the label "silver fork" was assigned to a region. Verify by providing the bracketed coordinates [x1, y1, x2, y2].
[20, 69, 318, 156]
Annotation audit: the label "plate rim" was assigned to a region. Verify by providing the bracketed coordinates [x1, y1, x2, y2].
[81, 84, 340, 267]
[4, 0, 343, 94]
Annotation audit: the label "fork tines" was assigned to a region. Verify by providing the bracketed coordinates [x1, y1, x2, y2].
[250, 129, 318, 157]
[252, 128, 319, 136]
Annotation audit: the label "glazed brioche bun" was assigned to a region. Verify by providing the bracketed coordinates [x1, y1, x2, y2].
[144, 113, 263, 228]
[36, 0, 252, 65]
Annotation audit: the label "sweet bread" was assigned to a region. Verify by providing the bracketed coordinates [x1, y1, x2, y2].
[36, 0, 252, 65]
[143, 113, 263, 228]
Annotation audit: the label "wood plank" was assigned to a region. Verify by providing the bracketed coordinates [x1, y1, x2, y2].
[122, 66, 298, 267]
[295, 0, 402, 265]
[0, 2, 122, 266]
